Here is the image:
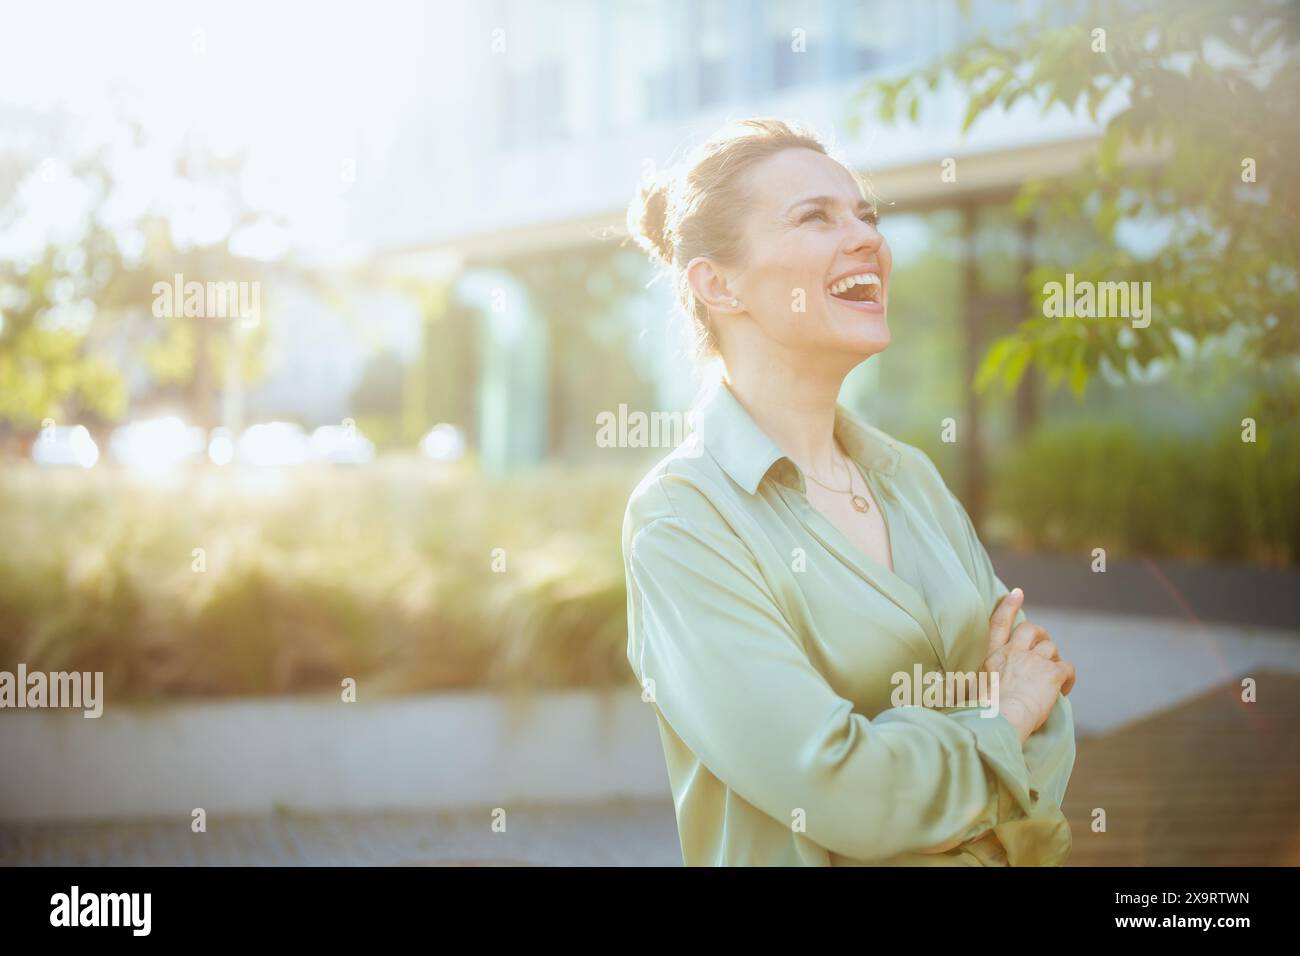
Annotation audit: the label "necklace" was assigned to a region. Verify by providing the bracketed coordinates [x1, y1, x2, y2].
[804, 449, 871, 513]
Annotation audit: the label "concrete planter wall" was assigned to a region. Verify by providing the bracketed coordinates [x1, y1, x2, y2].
[0, 688, 668, 823]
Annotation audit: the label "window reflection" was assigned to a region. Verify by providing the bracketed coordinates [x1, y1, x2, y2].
[764, 0, 825, 91]
[607, 0, 673, 126]
[694, 0, 732, 109]
[839, 0, 917, 75]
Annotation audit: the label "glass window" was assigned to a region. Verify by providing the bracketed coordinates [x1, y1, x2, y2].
[493, 0, 576, 149]
[764, 0, 826, 91]
[838, 0, 919, 77]
[694, 0, 732, 109]
[607, 0, 673, 128]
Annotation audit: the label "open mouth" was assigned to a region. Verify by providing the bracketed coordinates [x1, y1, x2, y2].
[827, 272, 882, 305]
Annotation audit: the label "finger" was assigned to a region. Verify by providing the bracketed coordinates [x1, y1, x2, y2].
[1059, 660, 1076, 696]
[987, 588, 1023, 655]
[1031, 639, 1059, 661]
[1009, 621, 1046, 653]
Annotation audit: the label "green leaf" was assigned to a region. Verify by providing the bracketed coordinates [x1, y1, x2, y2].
[961, 92, 995, 134]
[1002, 340, 1033, 391]
[1069, 356, 1089, 397]
[880, 84, 898, 124]
[957, 53, 1004, 83]
[1067, 337, 1088, 397]
[975, 336, 1016, 393]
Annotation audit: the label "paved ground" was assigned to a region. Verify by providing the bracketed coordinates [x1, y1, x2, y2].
[3, 606, 1297, 866]
[1061, 671, 1300, 866]
[1023, 607, 1300, 737]
[0, 798, 683, 866]
[989, 548, 1300, 631]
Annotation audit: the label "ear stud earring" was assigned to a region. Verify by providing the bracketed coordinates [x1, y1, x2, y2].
[730, 298, 739, 308]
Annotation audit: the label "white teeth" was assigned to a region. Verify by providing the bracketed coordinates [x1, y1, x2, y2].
[827, 273, 882, 295]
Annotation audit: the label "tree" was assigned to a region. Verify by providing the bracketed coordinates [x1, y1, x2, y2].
[0, 110, 274, 432]
[852, 0, 1300, 424]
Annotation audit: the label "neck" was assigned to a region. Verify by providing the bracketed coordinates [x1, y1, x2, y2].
[721, 351, 850, 481]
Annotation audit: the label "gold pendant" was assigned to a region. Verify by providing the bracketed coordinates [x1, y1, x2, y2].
[850, 494, 870, 512]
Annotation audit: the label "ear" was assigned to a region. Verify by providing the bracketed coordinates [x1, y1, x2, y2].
[686, 256, 743, 314]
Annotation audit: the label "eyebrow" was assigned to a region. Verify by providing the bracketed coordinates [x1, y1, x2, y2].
[786, 195, 875, 216]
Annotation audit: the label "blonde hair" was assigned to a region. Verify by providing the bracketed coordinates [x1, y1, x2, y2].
[626, 117, 833, 362]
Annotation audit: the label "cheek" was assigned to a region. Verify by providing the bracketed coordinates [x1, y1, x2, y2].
[752, 244, 822, 305]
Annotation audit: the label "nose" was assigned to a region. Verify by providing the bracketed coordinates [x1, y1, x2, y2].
[843, 217, 883, 259]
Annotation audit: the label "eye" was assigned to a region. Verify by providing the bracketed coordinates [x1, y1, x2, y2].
[798, 206, 880, 226]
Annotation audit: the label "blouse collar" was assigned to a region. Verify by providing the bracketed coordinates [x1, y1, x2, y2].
[692, 377, 901, 495]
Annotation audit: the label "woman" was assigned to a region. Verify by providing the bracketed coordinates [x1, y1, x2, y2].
[621, 118, 1078, 866]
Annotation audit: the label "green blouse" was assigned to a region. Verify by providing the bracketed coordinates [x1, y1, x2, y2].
[621, 380, 1075, 866]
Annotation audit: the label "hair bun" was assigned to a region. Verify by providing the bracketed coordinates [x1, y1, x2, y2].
[627, 173, 674, 268]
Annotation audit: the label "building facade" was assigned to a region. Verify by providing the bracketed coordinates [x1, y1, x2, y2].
[369, 0, 1109, 504]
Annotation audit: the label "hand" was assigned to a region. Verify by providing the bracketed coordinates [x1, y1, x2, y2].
[918, 590, 1077, 853]
[982, 588, 1076, 744]
[984, 599, 1076, 697]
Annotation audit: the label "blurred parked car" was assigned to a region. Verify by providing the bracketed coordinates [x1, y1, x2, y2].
[308, 423, 375, 465]
[238, 421, 309, 466]
[109, 416, 206, 471]
[419, 423, 465, 462]
[207, 426, 235, 465]
[31, 425, 99, 468]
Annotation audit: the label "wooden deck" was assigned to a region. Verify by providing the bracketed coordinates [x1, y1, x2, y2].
[1061, 670, 1300, 866]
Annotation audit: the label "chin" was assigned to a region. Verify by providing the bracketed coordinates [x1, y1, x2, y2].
[833, 309, 890, 357]
[824, 293, 889, 354]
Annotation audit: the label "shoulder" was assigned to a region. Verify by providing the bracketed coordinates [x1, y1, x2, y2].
[620, 434, 746, 559]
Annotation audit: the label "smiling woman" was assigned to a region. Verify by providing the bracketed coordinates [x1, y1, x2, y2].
[621, 118, 1077, 867]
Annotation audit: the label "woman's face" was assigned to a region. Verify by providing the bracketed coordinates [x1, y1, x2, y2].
[714, 147, 892, 361]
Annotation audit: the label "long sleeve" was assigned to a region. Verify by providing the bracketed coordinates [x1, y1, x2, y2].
[940, 469, 1077, 828]
[625, 503, 1068, 864]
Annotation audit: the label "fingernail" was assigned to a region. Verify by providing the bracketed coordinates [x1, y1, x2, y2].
[1011, 587, 1023, 599]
